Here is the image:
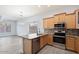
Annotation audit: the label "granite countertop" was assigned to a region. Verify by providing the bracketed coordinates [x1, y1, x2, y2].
[66, 35, 79, 38]
[18, 33, 48, 39]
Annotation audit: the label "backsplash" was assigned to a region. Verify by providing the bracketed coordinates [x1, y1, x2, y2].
[44, 29, 79, 36]
[44, 29, 54, 34]
[66, 29, 79, 36]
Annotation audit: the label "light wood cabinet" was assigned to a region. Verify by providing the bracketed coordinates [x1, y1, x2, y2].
[75, 37, 79, 53]
[54, 15, 59, 24]
[23, 38, 40, 54]
[23, 34, 53, 54]
[66, 36, 79, 53]
[54, 13, 66, 23]
[66, 36, 75, 51]
[47, 34, 53, 45]
[40, 34, 53, 48]
[75, 9, 79, 29]
[23, 38, 32, 54]
[43, 19, 48, 29]
[43, 17, 55, 29]
[59, 13, 66, 22]
[43, 12, 76, 29]
[40, 36, 43, 48]
[40, 35, 47, 48]
[49, 17, 55, 28]
[65, 13, 76, 29]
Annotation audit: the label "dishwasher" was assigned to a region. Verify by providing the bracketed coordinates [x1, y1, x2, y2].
[32, 37, 40, 54]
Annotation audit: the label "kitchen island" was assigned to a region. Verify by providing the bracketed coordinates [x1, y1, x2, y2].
[19, 34, 53, 54]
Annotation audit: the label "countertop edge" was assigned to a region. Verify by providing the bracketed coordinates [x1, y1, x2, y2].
[18, 34, 48, 40]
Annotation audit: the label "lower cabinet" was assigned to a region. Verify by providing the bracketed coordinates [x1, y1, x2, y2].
[66, 36, 79, 53]
[23, 34, 53, 54]
[40, 34, 53, 48]
[75, 37, 79, 53]
[23, 37, 40, 54]
[40, 35, 47, 48]
[47, 34, 53, 45]
[66, 36, 75, 51]
[23, 38, 32, 54]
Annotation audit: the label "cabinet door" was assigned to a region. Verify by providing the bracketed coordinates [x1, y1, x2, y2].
[66, 36, 75, 51]
[75, 37, 79, 53]
[43, 35, 48, 45]
[43, 19, 48, 29]
[65, 14, 76, 29]
[59, 13, 66, 22]
[46, 18, 52, 28]
[48, 17, 55, 28]
[43, 17, 54, 29]
[40, 35, 47, 48]
[75, 10, 79, 29]
[47, 34, 53, 45]
[40, 36, 44, 48]
[23, 39, 32, 54]
[54, 15, 59, 24]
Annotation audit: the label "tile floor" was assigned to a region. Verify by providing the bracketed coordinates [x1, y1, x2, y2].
[53, 42, 65, 49]
[38, 45, 76, 54]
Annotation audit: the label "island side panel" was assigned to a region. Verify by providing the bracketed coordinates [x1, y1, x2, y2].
[23, 38, 32, 54]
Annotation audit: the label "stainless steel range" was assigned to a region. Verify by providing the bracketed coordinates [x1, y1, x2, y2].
[53, 23, 66, 44]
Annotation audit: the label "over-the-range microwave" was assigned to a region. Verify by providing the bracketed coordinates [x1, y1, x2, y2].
[54, 23, 65, 28]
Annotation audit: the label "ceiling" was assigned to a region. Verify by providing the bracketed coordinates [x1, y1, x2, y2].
[0, 5, 64, 18]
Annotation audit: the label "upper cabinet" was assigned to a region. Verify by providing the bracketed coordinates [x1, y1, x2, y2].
[54, 15, 59, 24]
[75, 10, 79, 29]
[43, 13, 66, 29]
[65, 13, 76, 29]
[43, 9, 79, 29]
[43, 17, 55, 29]
[59, 13, 66, 22]
[54, 13, 66, 23]
[43, 18, 48, 29]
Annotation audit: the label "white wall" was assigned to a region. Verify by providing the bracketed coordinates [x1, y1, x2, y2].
[17, 5, 79, 36]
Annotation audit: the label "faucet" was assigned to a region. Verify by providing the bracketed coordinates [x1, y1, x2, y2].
[37, 28, 40, 35]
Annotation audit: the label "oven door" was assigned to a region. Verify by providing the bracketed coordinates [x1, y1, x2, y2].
[53, 36, 65, 44]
